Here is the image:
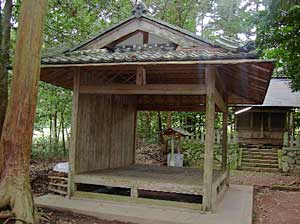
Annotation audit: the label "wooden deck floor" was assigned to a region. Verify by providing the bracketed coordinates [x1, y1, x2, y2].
[74, 164, 226, 196]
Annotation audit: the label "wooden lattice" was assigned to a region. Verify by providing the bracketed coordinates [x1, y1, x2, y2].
[81, 71, 137, 85]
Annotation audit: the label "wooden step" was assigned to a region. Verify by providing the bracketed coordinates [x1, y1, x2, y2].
[242, 151, 278, 157]
[49, 182, 68, 188]
[242, 158, 278, 164]
[48, 187, 67, 195]
[243, 148, 278, 152]
[239, 166, 280, 173]
[242, 155, 278, 160]
[241, 162, 278, 169]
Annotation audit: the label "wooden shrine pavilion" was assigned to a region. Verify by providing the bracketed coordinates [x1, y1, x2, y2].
[40, 3, 275, 212]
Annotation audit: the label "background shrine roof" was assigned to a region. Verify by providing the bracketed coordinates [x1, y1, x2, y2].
[235, 78, 300, 108]
[163, 127, 193, 136]
[256, 78, 300, 108]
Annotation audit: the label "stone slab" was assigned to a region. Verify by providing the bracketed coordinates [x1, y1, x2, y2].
[35, 185, 253, 224]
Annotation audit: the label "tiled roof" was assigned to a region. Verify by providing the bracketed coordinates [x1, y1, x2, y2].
[41, 45, 257, 65]
[259, 79, 300, 107]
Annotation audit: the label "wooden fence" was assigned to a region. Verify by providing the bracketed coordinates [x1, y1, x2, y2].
[182, 130, 238, 145]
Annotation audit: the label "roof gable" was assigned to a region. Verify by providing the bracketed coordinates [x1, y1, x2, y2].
[73, 15, 217, 51]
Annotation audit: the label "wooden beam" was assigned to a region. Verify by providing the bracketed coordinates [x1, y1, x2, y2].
[289, 110, 294, 146]
[214, 87, 227, 112]
[137, 104, 224, 112]
[106, 30, 140, 48]
[203, 65, 216, 212]
[136, 66, 146, 86]
[142, 31, 149, 44]
[215, 69, 226, 96]
[73, 191, 203, 211]
[251, 64, 271, 73]
[80, 84, 207, 95]
[68, 69, 80, 198]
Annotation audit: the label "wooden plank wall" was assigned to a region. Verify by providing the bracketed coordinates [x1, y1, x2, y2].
[75, 94, 136, 174]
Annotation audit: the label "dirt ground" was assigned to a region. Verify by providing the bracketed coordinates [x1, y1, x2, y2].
[231, 170, 300, 224]
[230, 170, 300, 187]
[253, 187, 300, 224]
[3, 161, 300, 224]
[38, 208, 135, 224]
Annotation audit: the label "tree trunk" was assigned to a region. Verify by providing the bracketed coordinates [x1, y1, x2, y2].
[49, 114, 53, 151]
[0, 0, 12, 137]
[61, 112, 66, 157]
[144, 111, 151, 140]
[163, 111, 172, 155]
[0, 1, 47, 223]
[54, 109, 58, 151]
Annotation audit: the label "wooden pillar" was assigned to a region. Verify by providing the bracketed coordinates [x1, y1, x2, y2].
[222, 109, 229, 186]
[203, 65, 216, 211]
[68, 69, 80, 198]
[178, 135, 181, 154]
[170, 134, 175, 166]
[131, 187, 139, 198]
[136, 66, 146, 86]
[289, 111, 294, 146]
[222, 110, 228, 170]
[268, 112, 271, 131]
[250, 112, 253, 129]
[260, 113, 264, 138]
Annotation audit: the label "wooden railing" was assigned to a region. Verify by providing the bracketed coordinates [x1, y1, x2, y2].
[182, 130, 238, 145]
[284, 132, 300, 147]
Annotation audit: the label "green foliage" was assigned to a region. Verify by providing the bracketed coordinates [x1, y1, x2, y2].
[144, 0, 213, 32]
[203, 0, 267, 39]
[44, 0, 133, 49]
[31, 136, 68, 160]
[257, 1, 300, 90]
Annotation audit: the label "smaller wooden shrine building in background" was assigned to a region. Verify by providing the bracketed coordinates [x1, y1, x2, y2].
[235, 78, 300, 146]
